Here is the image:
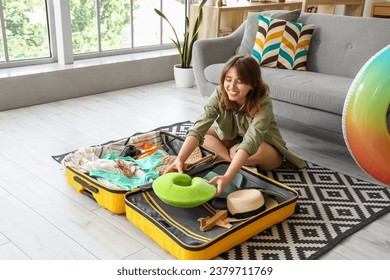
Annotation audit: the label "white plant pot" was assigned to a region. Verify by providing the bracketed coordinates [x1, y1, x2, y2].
[173, 64, 195, 88]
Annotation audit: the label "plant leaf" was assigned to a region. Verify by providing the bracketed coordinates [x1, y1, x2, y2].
[154, 8, 182, 53]
[154, 0, 207, 68]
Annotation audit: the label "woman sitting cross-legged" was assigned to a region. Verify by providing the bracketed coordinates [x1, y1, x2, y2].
[164, 55, 306, 196]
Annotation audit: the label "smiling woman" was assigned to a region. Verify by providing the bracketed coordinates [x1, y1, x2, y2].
[163, 55, 306, 197]
[223, 67, 253, 106]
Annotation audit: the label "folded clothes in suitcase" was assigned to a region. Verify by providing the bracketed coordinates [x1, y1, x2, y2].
[124, 161, 299, 260]
[62, 131, 216, 214]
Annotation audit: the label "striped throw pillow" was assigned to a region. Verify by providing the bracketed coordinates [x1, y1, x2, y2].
[252, 15, 315, 71]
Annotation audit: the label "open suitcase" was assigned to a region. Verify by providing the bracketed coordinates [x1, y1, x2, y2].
[63, 131, 216, 214]
[124, 161, 299, 260]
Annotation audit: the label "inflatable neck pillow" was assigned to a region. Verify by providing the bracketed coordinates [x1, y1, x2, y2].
[152, 172, 216, 208]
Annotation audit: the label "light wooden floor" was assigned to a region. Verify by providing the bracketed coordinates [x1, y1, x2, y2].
[0, 80, 389, 260]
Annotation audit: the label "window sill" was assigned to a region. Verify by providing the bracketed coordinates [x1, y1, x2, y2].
[0, 48, 179, 111]
[0, 48, 177, 79]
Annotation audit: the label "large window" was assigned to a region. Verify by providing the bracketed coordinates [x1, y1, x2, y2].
[70, 0, 132, 54]
[0, 0, 187, 68]
[0, 0, 51, 65]
[71, 0, 186, 57]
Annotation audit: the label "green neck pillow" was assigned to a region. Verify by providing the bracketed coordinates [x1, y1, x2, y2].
[152, 172, 216, 208]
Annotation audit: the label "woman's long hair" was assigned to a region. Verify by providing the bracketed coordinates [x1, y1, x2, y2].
[219, 55, 269, 117]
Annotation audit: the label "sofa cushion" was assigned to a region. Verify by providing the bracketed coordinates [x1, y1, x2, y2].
[204, 63, 224, 85]
[252, 15, 315, 71]
[237, 9, 301, 56]
[203, 63, 352, 116]
[297, 13, 390, 78]
[261, 67, 352, 115]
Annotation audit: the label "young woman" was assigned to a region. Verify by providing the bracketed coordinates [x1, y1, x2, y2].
[164, 55, 306, 196]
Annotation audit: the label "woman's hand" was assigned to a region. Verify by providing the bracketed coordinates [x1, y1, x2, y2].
[163, 135, 200, 174]
[209, 149, 250, 196]
[163, 158, 185, 174]
[208, 175, 230, 197]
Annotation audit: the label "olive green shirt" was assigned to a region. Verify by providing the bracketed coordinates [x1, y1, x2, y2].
[187, 88, 307, 169]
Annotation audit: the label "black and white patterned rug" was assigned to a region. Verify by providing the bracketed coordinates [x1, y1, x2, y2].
[53, 120, 390, 260]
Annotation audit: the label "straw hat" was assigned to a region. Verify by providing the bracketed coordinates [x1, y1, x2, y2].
[227, 189, 278, 219]
[155, 147, 203, 174]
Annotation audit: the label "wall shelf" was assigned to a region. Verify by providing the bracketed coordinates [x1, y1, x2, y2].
[190, 1, 303, 39]
[301, 0, 366, 16]
[371, 1, 390, 18]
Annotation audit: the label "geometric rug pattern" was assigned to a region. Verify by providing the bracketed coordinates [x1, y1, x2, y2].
[53, 120, 390, 260]
[168, 121, 390, 260]
[219, 161, 390, 260]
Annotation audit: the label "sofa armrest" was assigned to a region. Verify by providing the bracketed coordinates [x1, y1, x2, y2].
[193, 23, 245, 96]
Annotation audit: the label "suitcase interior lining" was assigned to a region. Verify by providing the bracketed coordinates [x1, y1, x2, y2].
[125, 162, 298, 249]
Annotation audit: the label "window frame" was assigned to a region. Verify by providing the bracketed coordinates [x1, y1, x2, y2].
[0, 0, 57, 69]
[0, 0, 187, 69]
[72, 0, 187, 61]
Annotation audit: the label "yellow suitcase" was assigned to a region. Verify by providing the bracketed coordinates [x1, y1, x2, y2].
[124, 161, 299, 260]
[64, 131, 216, 214]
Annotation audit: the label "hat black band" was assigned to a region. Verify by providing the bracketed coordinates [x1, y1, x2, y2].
[231, 204, 266, 219]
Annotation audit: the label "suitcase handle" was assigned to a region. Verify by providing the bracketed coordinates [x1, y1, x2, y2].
[186, 162, 214, 176]
[73, 176, 99, 194]
[81, 188, 97, 202]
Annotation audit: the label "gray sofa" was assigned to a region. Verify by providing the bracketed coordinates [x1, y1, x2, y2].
[193, 12, 390, 135]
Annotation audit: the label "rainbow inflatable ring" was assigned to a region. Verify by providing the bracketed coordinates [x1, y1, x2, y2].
[342, 45, 390, 186]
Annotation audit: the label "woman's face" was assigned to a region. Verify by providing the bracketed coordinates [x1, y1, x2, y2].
[223, 66, 252, 105]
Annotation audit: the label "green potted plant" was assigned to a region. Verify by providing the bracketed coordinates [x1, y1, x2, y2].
[154, 0, 207, 88]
